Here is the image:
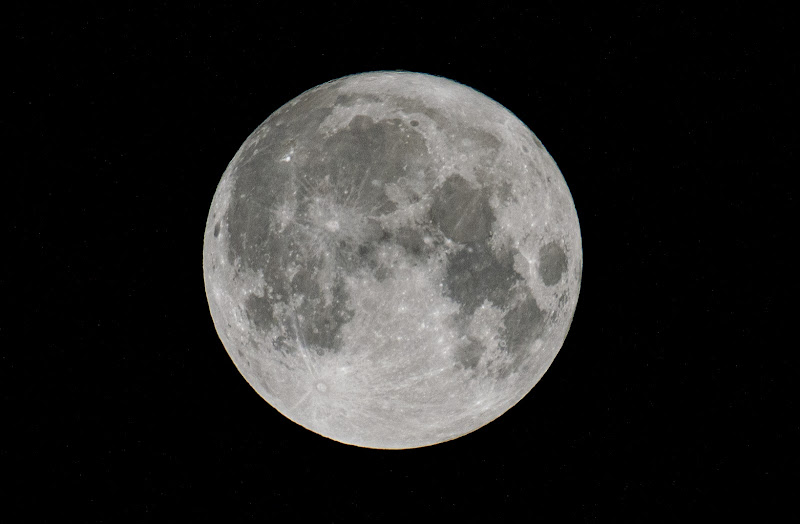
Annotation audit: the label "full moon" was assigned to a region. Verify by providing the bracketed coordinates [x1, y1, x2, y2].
[203, 71, 582, 449]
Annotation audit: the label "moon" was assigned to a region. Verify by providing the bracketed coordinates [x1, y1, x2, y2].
[203, 71, 582, 449]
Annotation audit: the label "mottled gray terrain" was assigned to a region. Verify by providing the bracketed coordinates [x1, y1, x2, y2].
[203, 72, 582, 448]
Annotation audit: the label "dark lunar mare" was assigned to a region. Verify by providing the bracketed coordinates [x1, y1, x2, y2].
[225, 85, 341, 269]
[537, 241, 568, 286]
[444, 241, 521, 316]
[223, 79, 556, 375]
[429, 173, 546, 376]
[499, 287, 546, 376]
[223, 90, 441, 356]
[429, 174, 495, 244]
[297, 114, 431, 221]
[204, 72, 583, 448]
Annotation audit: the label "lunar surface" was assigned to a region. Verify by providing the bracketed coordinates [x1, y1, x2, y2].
[203, 71, 582, 449]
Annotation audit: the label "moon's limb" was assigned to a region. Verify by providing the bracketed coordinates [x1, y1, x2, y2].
[203, 71, 582, 449]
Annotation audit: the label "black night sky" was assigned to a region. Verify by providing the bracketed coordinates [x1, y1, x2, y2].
[7, 2, 795, 521]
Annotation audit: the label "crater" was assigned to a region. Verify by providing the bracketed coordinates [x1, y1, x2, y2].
[392, 96, 450, 130]
[538, 241, 568, 286]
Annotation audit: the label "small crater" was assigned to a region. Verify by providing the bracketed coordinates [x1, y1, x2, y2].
[316, 382, 328, 393]
[213, 222, 220, 238]
[410, 120, 419, 127]
[392, 96, 450, 130]
[538, 241, 568, 286]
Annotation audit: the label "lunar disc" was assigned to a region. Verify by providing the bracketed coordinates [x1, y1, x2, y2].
[203, 71, 582, 449]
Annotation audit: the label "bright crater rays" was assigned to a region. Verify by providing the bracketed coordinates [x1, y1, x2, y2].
[203, 71, 582, 449]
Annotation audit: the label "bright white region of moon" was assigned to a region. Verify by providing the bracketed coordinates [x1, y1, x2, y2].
[203, 71, 582, 449]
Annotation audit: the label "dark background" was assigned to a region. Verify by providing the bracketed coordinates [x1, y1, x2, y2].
[7, 2, 795, 521]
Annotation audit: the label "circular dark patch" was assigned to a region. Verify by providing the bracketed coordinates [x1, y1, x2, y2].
[538, 241, 568, 286]
[410, 120, 419, 127]
[456, 337, 486, 369]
